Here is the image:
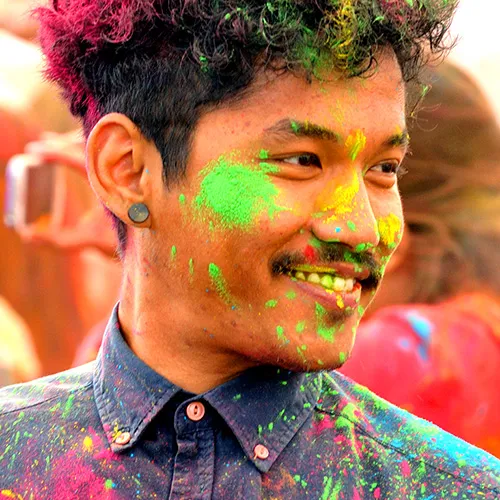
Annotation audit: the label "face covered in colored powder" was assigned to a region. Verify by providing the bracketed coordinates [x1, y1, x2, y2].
[143, 50, 407, 372]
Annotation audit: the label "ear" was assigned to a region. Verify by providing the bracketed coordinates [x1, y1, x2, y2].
[86, 113, 152, 228]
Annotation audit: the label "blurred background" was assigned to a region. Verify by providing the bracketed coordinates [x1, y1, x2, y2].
[0, 0, 499, 457]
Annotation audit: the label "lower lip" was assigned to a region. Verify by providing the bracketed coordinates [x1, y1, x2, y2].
[291, 277, 362, 311]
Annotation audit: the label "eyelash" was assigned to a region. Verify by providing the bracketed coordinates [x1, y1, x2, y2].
[279, 154, 408, 179]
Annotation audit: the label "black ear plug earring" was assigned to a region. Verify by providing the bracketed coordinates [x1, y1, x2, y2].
[128, 203, 150, 224]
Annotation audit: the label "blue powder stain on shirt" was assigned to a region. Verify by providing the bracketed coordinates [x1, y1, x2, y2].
[405, 311, 434, 361]
[397, 338, 411, 352]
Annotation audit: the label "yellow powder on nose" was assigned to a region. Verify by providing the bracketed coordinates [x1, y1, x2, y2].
[316, 170, 360, 224]
[377, 213, 402, 248]
[345, 129, 367, 161]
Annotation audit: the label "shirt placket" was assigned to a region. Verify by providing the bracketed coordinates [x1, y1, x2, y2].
[169, 399, 215, 500]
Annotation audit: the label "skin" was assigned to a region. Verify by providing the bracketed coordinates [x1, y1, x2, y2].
[86, 50, 407, 393]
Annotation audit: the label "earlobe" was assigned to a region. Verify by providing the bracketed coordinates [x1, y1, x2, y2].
[86, 113, 152, 228]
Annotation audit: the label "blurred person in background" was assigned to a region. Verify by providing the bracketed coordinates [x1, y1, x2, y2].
[341, 61, 500, 457]
[0, 3, 121, 378]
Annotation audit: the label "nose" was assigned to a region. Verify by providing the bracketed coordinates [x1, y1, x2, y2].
[310, 172, 380, 250]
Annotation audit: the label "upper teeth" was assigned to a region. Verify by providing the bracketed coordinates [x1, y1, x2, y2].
[291, 270, 355, 292]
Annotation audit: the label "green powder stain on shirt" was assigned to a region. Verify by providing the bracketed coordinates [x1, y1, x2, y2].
[296, 320, 306, 333]
[208, 263, 234, 306]
[315, 303, 336, 342]
[321, 477, 342, 500]
[104, 479, 115, 490]
[265, 299, 278, 309]
[193, 156, 286, 232]
[62, 394, 75, 419]
[347, 220, 357, 232]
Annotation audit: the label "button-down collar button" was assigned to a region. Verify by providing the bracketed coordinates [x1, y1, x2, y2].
[254, 444, 270, 460]
[114, 431, 131, 445]
[186, 401, 205, 422]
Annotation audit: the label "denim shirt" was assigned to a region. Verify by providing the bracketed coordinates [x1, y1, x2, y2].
[1, 306, 499, 499]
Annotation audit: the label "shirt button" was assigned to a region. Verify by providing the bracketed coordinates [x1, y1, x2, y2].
[254, 444, 270, 460]
[186, 401, 205, 421]
[114, 431, 131, 445]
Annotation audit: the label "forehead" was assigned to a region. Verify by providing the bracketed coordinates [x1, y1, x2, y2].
[209, 51, 406, 144]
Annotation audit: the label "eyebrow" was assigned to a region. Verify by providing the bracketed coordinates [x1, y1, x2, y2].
[263, 118, 410, 152]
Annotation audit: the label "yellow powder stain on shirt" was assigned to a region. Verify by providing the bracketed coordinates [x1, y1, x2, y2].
[345, 129, 367, 161]
[377, 213, 402, 248]
[317, 170, 360, 223]
[83, 436, 93, 452]
[1, 491, 24, 500]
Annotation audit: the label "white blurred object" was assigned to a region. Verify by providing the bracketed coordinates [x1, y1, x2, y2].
[449, 0, 500, 119]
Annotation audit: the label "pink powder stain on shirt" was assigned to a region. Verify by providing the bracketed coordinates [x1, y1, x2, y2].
[373, 486, 381, 498]
[400, 460, 412, 477]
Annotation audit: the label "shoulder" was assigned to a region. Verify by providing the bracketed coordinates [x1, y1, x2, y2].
[0, 362, 95, 418]
[318, 370, 500, 493]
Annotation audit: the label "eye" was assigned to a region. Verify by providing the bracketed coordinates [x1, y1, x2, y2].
[370, 161, 400, 175]
[282, 153, 322, 168]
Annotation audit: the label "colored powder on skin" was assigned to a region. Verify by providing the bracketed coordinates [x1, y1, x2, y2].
[339, 352, 346, 363]
[179, 194, 186, 205]
[188, 258, 195, 276]
[296, 320, 306, 333]
[347, 220, 357, 232]
[309, 237, 322, 249]
[345, 129, 367, 161]
[259, 149, 269, 160]
[290, 120, 300, 134]
[208, 263, 234, 306]
[354, 242, 373, 252]
[315, 303, 337, 342]
[317, 170, 360, 218]
[377, 213, 402, 248]
[265, 299, 278, 309]
[286, 290, 297, 300]
[276, 325, 285, 340]
[171, 245, 177, 261]
[193, 156, 287, 231]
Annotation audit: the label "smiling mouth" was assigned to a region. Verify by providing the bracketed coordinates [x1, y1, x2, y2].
[288, 269, 355, 293]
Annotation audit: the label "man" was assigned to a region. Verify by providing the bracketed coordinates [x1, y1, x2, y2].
[1, 0, 499, 498]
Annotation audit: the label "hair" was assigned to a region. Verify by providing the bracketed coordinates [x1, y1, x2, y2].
[35, 0, 457, 254]
[401, 61, 500, 303]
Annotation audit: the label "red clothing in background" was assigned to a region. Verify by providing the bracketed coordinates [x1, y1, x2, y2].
[341, 293, 500, 457]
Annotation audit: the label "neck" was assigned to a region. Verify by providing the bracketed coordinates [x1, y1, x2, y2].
[118, 266, 255, 394]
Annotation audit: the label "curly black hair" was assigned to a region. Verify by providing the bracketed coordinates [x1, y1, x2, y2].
[36, 0, 457, 253]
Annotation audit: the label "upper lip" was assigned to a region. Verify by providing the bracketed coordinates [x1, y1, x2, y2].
[289, 263, 371, 281]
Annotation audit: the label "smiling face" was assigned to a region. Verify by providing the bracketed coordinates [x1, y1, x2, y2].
[136, 51, 407, 373]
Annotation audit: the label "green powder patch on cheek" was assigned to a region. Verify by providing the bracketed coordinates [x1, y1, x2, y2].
[193, 156, 286, 231]
[296, 320, 306, 333]
[208, 263, 235, 306]
[315, 302, 337, 342]
[179, 194, 186, 205]
[265, 299, 278, 309]
[285, 290, 297, 300]
[171, 246, 177, 261]
[189, 258, 195, 276]
[347, 220, 357, 232]
[377, 213, 403, 248]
